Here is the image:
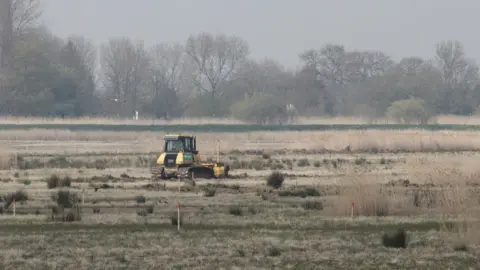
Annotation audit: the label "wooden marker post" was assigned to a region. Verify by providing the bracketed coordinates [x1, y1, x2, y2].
[13, 198, 16, 216]
[177, 202, 181, 232]
[351, 201, 355, 218]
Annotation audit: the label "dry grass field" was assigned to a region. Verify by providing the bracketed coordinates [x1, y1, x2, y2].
[1, 114, 480, 125]
[0, 125, 480, 269]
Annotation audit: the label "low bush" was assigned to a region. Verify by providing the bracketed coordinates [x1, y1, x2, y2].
[4, 190, 28, 209]
[266, 171, 284, 189]
[51, 190, 78, 208]
[302, 201, 324, 210]
[135, 195, 146, 203]
[47, 174, 72, 189]
[297, 158, 310, 167]
[279, 187, 321, 197]
[382, 228, 407, 248]
[229, 205, 243, 216]
[204, 188, 216, 197]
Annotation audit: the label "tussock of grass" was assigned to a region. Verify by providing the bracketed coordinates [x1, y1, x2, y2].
[329, 180, 393, 217]
[146, 205, 154, 214]
[0, 147, 13, 170]
[51, 190, 78, 208]
[278, 187, 321, 197]
[266, 171, 284, 189]
[47, 174, 72, 189]
[137, 210, 147, 217]
[65, 211, 81, 222]
[382, 229, 407, 248]
[4, 190, 28, 209]
[296, 158, 310, 167]
[229, 205, 243, 216]
[261, 152, 271, 159]
[302, 200, 324, 210]
[135, 195, 146, 204]
[266, 246, 281, 257]
[203, 188, 216, 197]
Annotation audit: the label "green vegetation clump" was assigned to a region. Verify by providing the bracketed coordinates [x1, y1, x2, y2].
[266, 171, 284, 189]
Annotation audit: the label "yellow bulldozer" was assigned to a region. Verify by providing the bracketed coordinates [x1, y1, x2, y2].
[150, 133, 230, 180]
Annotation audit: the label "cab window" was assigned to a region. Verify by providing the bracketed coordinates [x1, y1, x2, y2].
[166, 140, 183, 151]
[184, 138, 193, 151]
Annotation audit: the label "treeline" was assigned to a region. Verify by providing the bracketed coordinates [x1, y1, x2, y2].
[1, 1, 480, 124]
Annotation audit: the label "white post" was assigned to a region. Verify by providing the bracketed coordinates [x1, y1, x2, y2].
[135, 111, 139, 120]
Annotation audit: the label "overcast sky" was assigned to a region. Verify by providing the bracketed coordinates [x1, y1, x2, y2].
[41, 0, 480, 69]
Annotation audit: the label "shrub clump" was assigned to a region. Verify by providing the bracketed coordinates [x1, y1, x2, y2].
[135, 195, 146, 203]
[50, 190, 82, 222]
[4, 190, 28, 209]
[65, 211, 81, 222]
[279, 187, 321, 198]
[354, 157, 368, 165]
[386, 98, 431, 124]
[250, 159, 265, 170]
[302, 200, 324, 210]
[297, 158, 310, 167]
[51, 190, 78, 208]
[229, 205, 243, 216]
[266, 171, 284, 189]
[204, 188, 216, 197]
[47, 174, 72, 189]
[267, 246, 281, 257]
[382, 228, 407, 248]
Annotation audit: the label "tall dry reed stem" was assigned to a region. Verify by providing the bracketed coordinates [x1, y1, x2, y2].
[326, 174, 414, 217]
[331, 165, 480, 246]
[0, 146, 14, 170]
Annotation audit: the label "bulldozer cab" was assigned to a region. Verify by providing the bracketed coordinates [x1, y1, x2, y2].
[164, 134, 197, 154]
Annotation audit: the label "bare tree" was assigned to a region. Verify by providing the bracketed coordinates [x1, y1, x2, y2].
[435, 40, 478, 90]
[301, 44, 393, 85]
[185, 32, 249, 102]
[398, 57, 425, 76]
[100, 37, 149, 116]
[147, 43, 188, 118]
[347, 50, 393, 82]
[0, 0, 14, 69]
[12, 0, 42, 33]
[230, 58, 286, 98]
[66, 35, 97, 73]
[434, 40, 479, 114]
[149, 43, 187, 92]
[0, 0, 41, 65]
